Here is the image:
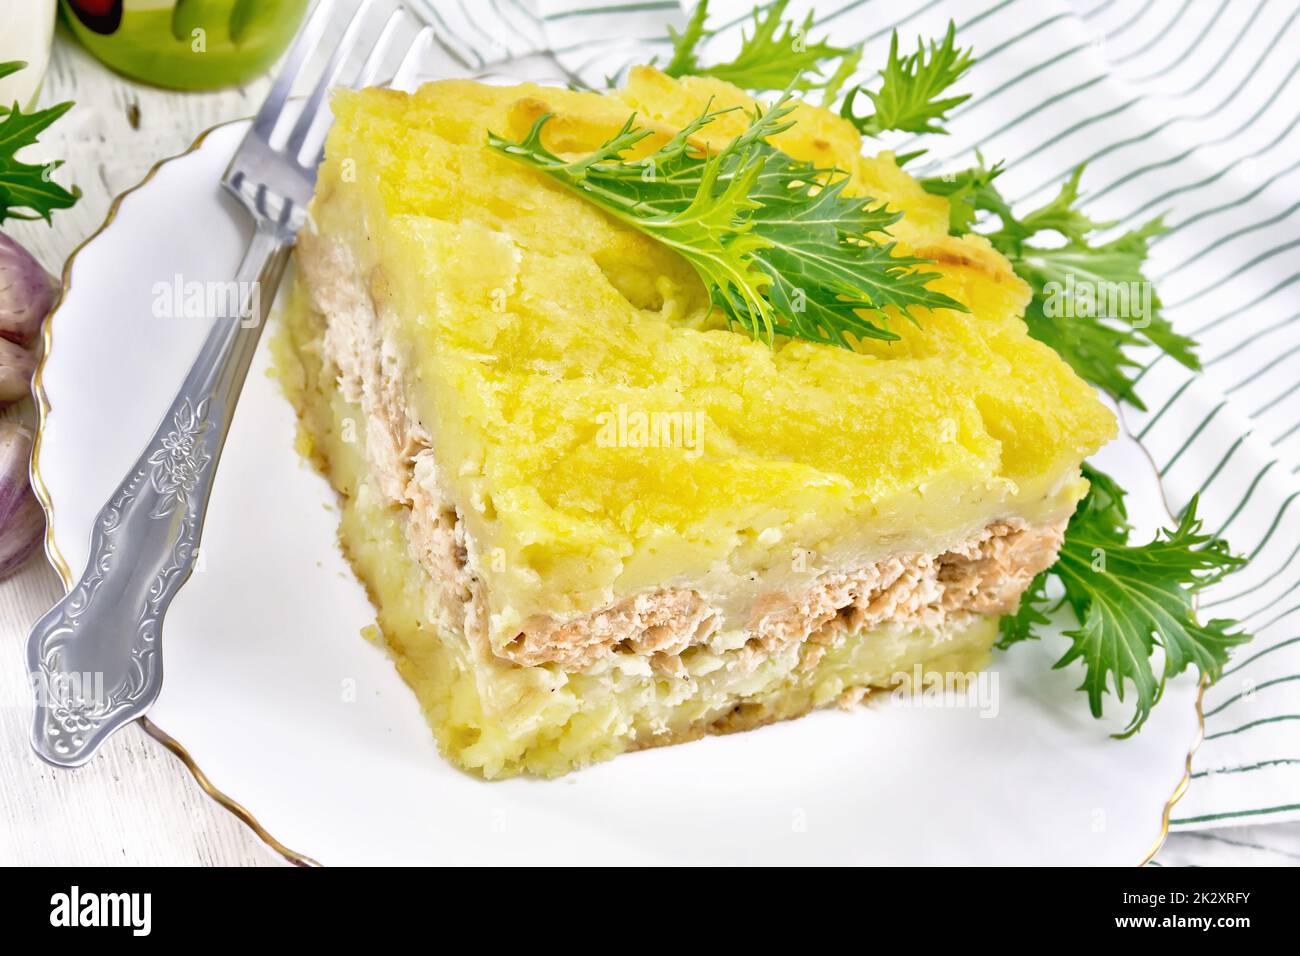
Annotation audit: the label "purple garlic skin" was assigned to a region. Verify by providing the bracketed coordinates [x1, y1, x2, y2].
[0, 422, 43, 580]
[0, 232, 59, 347]
[0, 337, 36, 405]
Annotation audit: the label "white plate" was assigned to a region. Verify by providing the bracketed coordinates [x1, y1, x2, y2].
[32, 118, 1201, 866]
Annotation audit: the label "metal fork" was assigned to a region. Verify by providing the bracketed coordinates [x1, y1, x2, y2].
[26, 0, 438, 768]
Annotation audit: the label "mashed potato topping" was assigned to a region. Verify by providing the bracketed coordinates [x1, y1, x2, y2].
[278, 68, 1115, 776]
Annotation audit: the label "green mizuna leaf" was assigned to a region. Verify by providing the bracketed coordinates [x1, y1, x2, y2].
[929, 157, 1251, 734]
[663, 0, 860, 98]
[841, 21, 974, 137]
[997, 568, 1050, 648]
[489, 96, 965, 348]
[916, 152, 1007, 234]
[1000, 465, 1251, 736]
[0, 61, 80, 224]
[662, 0, 712, 79]
[920, 159, 1198, 409]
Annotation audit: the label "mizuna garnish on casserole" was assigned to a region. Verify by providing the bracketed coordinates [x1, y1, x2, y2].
[275, 9, 1247, 778]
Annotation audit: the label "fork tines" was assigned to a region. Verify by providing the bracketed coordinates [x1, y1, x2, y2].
[251, 1, 434, 170]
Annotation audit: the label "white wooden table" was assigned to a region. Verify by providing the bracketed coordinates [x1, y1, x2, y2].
[1, 23, 1295, 868]
[1, 27, 282, 867]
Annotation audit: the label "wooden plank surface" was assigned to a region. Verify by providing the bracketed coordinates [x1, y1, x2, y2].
[1, 25, 280, 868]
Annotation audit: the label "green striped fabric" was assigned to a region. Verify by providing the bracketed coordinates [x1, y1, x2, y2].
[410, 0, 1300, 835]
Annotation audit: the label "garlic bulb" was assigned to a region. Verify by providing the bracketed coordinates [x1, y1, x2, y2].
[0, 337, 36, 405]
[0, 421, 42, 579]
[0, 232, 58, 346]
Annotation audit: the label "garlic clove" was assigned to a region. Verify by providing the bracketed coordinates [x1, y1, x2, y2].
[0, 421, 43, 580]
[0, 337, 36, 405]
[0, 232, 59, 347]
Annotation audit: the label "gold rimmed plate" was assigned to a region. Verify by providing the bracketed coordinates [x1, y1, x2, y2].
[31, 117, 1203, 866]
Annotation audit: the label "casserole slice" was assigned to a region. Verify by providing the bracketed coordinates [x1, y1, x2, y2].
[276, 68, 1115, 777]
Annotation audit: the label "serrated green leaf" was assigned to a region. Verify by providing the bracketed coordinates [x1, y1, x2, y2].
[664, 0, 859, 96]
[997, 568, 1050, 648]
[662, 0, 711, 79]
[489, 94, 964, 348]
[921, 157, 1198, 407]
[0, 95, 80, 224]
[1006, 466, 1251, 736]
[919, 153, 1007, 235]
[842, 21, 973, 137]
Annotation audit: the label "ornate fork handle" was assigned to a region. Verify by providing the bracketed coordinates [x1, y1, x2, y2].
[27, 222, 291, 767]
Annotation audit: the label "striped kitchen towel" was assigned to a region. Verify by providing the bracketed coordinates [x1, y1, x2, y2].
[410, 0, 1300, 834]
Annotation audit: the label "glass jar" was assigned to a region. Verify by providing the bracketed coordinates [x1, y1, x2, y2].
[60, 0, 311, 91]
